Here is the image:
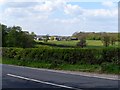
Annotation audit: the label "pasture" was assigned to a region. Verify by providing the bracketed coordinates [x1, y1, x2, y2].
[36, 40, 118, 48]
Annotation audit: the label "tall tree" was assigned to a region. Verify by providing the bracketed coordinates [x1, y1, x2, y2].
[1, 24, 35, 48]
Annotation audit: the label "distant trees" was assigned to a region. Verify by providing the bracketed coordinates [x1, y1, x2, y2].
[72, 31, 119, 41]
[73, 31, 119, 47]
[110, 36, 116, 46]
[101, 34, 110, 47]
[101, 34, 118, 47]
[50, 36, 54, 41]
[44, 34, 49, 42]
[1, 24, 35, 48]
[76, 38, 86, 48]
[73, 32, 87, 40]
[76, 33, 87, 48]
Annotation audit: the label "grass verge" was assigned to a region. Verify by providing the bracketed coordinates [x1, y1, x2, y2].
[0, 57, 2, 63]
[2, 58, 120, 74]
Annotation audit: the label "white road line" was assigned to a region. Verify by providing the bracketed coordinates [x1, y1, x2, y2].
[6, 64, 119, 80]
[7, 73, 81, 90]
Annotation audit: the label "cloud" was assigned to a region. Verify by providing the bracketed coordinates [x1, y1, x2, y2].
[64, 4, 84, 16]
[0, 0, 5, 3]
[0, 1, 118, 35]
[34, 1, 53, 12]
[102, 1, 115, 7]
[84, 8, 118, 17]
[54, 17, 82, 24]
[3, 2, 38, 8]
[33, 0, 66, 12]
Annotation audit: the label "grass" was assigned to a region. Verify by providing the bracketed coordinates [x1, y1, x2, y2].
[48, 40, 79, 46]
[2, 58, 120, 74]
[2, 58, 51, 68]
[36, 40, 118, 49]
[0, 57, 2, 63]
[57, 64, 101, 73]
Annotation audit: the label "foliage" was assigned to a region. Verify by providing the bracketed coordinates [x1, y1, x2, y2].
[72, 31, 119, 41]
[101, 62, 120, 74]
[50, 36, 54, 41]
[101, 34, 110, 47]
[1, 24, 35, 48]
[76, 38, 86, 48]
[2, 47, 119, 65]
[43, 34, 49, 42]
[110, 36, 116, 45]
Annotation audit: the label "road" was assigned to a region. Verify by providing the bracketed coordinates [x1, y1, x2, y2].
[2, 64, 119, 90]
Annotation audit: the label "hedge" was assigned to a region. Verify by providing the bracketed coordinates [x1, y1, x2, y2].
[2, 47, 120, 65]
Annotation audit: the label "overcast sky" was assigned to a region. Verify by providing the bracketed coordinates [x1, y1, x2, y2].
[0, 0, 118, 36]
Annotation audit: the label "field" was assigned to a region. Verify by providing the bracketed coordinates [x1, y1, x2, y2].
[36, 40, 118, 48]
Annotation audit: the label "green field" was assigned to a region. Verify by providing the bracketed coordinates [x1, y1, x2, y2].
[36, 40, 118, 48]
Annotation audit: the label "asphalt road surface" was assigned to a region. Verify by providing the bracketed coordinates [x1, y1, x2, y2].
[2, 64, 119, 90]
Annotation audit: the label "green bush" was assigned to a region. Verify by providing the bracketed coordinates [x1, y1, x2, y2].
[2, 47, 120, 65]
[102, 48, 119, 63]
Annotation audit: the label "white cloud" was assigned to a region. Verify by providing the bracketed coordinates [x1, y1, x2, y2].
[0, 0, 6, 3]
[0, 1, 118, 35]
[64, 4, 84, 16]
[54, 17, 81, 24]
[34, 0, 66, 12]
[34, 1, 53, 12]
[102, 1, 115, 7]
[84, 8, 118, 17]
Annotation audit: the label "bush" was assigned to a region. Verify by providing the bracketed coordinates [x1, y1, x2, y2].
[76, 39, 86, 48]
[2, 47, 120, 65]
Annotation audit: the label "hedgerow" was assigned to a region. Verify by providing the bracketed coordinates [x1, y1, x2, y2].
[2, 47, 120, 65]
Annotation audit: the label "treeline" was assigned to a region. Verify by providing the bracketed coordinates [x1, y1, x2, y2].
[0, 24, 35, 48]
[72, 32, 119, 41]
[73, 31, 119, 48]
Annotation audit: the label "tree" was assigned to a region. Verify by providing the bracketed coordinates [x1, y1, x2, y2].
[110, 36, 116, 46]
[101, 34, 110, 47]
[1, 24, 9, 47]
[1, 24, 35, 48]
[76, 37, 86, 48]
[44, 34, 49, 42]
[31, 32, 36, 37]
[50, 36, 54, 41]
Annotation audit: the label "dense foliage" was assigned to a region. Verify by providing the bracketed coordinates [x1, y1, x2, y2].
[2, 47, 119, 65]
[1, 24, 35, 48]
[72, 32, 119, 41]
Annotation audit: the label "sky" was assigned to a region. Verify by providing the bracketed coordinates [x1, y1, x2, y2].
[0, 0, 119, 36]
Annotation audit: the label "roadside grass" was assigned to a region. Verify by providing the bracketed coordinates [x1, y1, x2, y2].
[2, 58, 51, 68]
[0, 57, 2, 63]
[57, 64, 101, 73]
[3, 58, 120, 74]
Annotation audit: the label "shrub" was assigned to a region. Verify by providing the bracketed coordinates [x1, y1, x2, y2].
[2, 47, 120, 65]
[76, 39, 86, 48]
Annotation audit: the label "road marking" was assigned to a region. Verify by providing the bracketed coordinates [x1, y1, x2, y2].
[7, 73, 81, 90]
[6, 64, 119, 80]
